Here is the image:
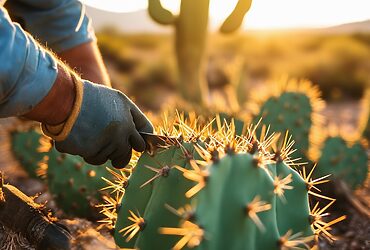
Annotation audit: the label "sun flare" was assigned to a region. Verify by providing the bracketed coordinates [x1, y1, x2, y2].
[82, 0, 370, 30]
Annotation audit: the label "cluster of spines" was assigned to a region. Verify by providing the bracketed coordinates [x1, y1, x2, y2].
[98, 114, 345, 249]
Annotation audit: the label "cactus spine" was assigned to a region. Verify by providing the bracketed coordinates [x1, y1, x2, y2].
[148, 0, 252, 104]
[99, 114, 344, 249]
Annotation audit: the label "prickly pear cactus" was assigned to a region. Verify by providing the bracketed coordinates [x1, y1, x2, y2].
[11, 127, 52, 179]
[250, 79, 324, 162]
[99, 114, 344, 249]
[315, 137, 368, 190]
[10, 127, 128, 219]
[44, 148, 121, 219]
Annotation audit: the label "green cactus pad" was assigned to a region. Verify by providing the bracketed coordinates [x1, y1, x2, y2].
[114, 143, 197, 248]
[46, 148, 114, 219]
[315, 137, 368, 190]
[251, 79, 324, 164]
[254, 92, 312, 160]
[195, 153, 281, 250]
[103, 114, 344, 249]
[275, 161, 313, 237]
[11, 129, 52, 179]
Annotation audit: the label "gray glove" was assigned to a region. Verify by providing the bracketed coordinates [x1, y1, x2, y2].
[43, 79, 153, 168]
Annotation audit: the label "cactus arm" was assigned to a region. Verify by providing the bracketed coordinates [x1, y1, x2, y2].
[148, 0, 176, 25]
[220, 0, 252, 33]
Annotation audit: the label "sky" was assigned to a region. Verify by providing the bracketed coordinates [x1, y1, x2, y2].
[81, 0, 370, 29]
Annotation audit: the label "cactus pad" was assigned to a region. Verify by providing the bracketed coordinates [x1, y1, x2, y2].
[99, 114, 344, 249]
[45, 148, 120, 219]
[11, 128, 52, 179]
[250, 79, 324, 162]
[315, 137, 368, 190]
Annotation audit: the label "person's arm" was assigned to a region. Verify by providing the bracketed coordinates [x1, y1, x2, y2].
[58, 41, 111, 86]
[5, 0, 111, 86]
[23, 64, 75, 125]
[0, 7, 58, 118]
[0, 7, 153, 168]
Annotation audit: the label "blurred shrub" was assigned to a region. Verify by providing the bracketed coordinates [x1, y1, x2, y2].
[296, 36, 370, 99]
[97, 29, 370, 101]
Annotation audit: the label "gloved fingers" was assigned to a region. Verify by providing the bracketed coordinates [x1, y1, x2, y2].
[55, 142, 80, 157]
[83, 142, 116, 166]
[130, 106, 154, 133]
[130, 130, 146, 152]
[107, 138, 132, 169]
[110, 147, 132, 169]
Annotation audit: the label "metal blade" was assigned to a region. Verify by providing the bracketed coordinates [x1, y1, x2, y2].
[139, 132, 178, 154]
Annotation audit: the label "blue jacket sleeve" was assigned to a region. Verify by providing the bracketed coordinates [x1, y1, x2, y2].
[0, 7, 58, 117]
[5, 0, 96, 52]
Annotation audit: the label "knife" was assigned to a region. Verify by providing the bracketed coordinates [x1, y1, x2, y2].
[139, 132, 178, 155]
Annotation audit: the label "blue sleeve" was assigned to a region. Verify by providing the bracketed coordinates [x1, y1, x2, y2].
[5, 0, 96, 52]
[0, 7, 58, 117]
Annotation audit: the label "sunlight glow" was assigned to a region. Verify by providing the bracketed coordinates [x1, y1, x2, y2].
[81, 0, 370, 29]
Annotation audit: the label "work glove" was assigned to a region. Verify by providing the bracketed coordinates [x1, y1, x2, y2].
[42, 75, 153, 168]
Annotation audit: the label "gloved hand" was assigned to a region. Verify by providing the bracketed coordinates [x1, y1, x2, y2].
[42, 75, 153, 168]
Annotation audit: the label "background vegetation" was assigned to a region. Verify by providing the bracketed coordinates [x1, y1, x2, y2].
[97, 29, 370, 110]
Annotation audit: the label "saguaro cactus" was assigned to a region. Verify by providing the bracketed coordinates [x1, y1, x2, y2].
[148, 0, 253, 104]
[99, 114, 344, 249]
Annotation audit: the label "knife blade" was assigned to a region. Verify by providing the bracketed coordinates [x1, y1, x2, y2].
[139, 132, 178, 154]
